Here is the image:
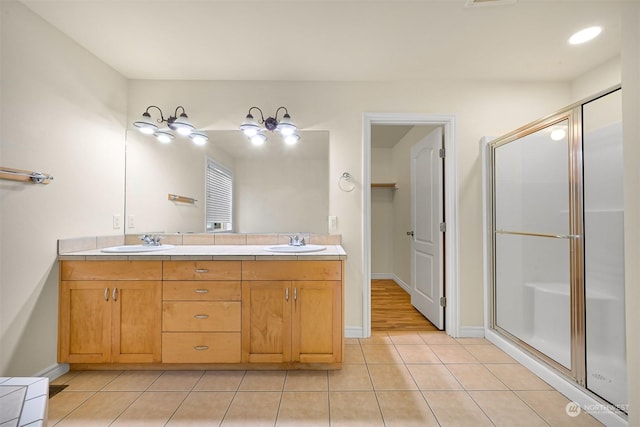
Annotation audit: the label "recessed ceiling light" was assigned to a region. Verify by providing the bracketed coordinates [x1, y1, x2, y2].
[569, 26, 602, 45]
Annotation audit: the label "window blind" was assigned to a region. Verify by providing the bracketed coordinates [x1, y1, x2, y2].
[206, 159, 233, 229]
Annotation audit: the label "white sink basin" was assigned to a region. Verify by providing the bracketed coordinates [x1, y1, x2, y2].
[265, 245, 327, 253]
[101, 244, 176, 253]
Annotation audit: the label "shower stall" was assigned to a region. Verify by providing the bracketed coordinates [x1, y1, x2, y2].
[487, 86, 626, 412]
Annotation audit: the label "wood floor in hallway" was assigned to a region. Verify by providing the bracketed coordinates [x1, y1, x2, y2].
[371, 279, 439, 331]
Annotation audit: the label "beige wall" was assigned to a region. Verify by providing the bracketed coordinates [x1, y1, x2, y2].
[571, 56, 621, 101]
[371, 148, 394, 275]
[128, 80, 572, 331]
[0, 1, 127, 375]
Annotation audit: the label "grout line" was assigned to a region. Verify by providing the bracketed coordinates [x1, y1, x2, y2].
[464, 390, 500, 427]
[218, 370, 247, 425]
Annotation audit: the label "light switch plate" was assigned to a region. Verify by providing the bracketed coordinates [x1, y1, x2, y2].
[112, 214, 121, 229]
[127, 215, 135, 228]
[328, 216, 338, 230]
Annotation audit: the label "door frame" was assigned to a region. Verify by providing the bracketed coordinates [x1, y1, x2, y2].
[363, 113, 459, 337]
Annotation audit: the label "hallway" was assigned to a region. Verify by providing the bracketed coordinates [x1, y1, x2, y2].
[371, 279, 438, 332]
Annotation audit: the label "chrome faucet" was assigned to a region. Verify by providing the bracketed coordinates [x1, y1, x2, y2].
[140, 234, 164, 246]
[288, 235, 306, 246]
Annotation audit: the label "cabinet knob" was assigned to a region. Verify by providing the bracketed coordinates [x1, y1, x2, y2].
[194, 314, 209, 319]
[193, 345, 209, 351]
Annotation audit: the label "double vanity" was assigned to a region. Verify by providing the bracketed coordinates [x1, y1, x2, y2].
[57, 235, 346, 370]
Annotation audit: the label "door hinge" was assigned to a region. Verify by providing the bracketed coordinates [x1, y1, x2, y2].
[439, 147, 445, 158]
[440, 296, 447, 307]
[440, 222, 446, 232]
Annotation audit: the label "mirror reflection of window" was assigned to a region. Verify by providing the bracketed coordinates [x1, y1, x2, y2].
[206, 158, 233, 232]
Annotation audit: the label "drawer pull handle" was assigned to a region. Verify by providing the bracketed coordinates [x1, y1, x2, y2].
[104, 287, 109, 301]
[194, 345, 209, 351]
[194, 314, 209, 319]
[194, 289, 209, 294]
[112, 287, 118, 302]
[195, 269, 209, 273]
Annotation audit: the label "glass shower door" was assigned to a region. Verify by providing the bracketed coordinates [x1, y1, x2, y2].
[583, 89, 627, 410]
[492, 116, 578, 372]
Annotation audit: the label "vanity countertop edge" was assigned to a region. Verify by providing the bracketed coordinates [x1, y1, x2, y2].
[58, 244, 347, 261]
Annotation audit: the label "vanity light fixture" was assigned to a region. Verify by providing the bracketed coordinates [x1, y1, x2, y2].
[239, 106, 300, 146]
[133, 105, 209, 145]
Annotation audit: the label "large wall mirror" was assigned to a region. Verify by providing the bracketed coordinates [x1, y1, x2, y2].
[125, 130, 329, 234]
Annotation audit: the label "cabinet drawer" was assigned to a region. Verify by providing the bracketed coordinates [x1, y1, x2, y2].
[163, 302, 241, 331]
[163, 261, 241, 281]
[162, 332, 241, 363]
[163, 281, 241, 301]
[61, 261, 162, 281]
[242, 261, 342, 281]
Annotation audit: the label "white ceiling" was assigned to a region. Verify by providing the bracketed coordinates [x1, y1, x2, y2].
[20, 0, 624, 82]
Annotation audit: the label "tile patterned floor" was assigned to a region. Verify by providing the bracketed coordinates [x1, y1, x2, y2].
[48, 331, 603, 426]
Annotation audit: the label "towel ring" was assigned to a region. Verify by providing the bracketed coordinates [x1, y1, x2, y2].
[338, 172, 356, 192]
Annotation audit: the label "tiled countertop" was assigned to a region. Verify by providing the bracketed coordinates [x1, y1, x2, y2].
[58, 244, 347, 261]
[0, 377, 48, 427]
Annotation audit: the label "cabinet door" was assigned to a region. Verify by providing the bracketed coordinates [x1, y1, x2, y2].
[292, 281, 342, 363]
[111, 281, 162, 363]
[59, 281, 111, 363]
[242, 281, 291, 363]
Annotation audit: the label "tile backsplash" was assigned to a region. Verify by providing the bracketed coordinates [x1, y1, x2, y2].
[59, 233, 341, 254]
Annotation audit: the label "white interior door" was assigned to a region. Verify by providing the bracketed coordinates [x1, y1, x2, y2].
[410, 128, 444, 329]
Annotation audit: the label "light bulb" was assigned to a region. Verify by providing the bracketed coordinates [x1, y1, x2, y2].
[251, 133, 267, 146]
[243, 128, 258, 137]
[175, 125, 193, 136]
[189, 131, 208, 146]
[139, 126, 155, 135]
[284, 133, 300, 145]
[154, 131, 174, 144]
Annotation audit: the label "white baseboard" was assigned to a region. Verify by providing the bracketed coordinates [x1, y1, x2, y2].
[345, 326, 364, 338]
[371, 273, 394, 280]
[457, 326, 485, 338]
[485, 329, 628, 427]
[33, 363, 69, 381]
[392, 275, 411, 294]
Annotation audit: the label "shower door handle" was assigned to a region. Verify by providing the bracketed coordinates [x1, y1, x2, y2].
[495, 229, 581, 239]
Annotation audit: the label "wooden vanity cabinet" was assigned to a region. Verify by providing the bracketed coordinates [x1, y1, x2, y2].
[242, 261, 343, 364]
[58, 261, 162, 364]
[58, 258, 344, 368]
[162, 261, 242, 363]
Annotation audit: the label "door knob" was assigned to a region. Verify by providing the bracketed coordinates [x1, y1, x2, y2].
[407, 231, 414, 236]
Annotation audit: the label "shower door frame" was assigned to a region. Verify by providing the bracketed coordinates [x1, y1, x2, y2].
[487, 85, 621, 387]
